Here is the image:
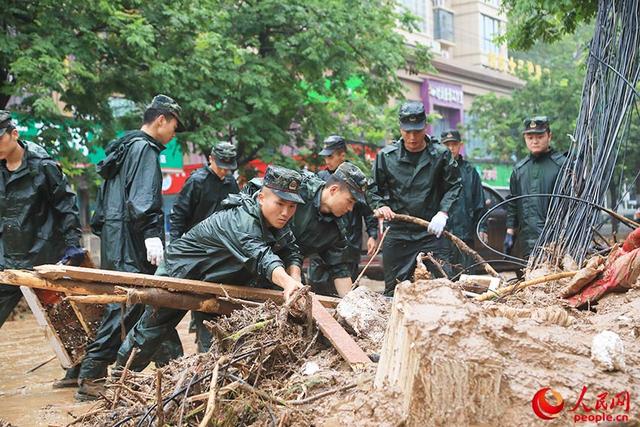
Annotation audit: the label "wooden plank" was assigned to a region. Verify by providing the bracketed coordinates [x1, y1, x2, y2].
[0, 270, 237, 315]
[311, 295, 371, 368]
[20, 287, 75, 368]
[33, 265, 340, 308]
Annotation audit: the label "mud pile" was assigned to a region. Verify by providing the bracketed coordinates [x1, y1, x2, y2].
[373, 278, 640, 426]
[72, 276, 640, 427]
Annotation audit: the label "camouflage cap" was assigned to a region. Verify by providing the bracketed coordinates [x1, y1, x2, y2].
[319, 135, 346, 156]
[0, 110, 14, 137]
[441, 130, 461, 144]
[263, 165, 305, 204]
[523, 116, 550, 134]
[211, 141, 238, 170]
[146, 94, 186, 132]
[332, 162, 367, 203]
[399, 101, 426, 131]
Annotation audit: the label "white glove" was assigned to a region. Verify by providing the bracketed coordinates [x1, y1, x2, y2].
[427, 211, 448, 238]
[144, 237, 164, 266]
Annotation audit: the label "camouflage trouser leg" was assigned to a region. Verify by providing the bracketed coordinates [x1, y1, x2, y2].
[79, 302, 183, 378]
[307, 256, 336, 297]
[0, 284, 23, 329]
[307, 256, 359, 297]
[116, 305, 185, 372]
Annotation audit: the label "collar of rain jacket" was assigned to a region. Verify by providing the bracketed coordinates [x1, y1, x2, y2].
[3, 140, 49, 183]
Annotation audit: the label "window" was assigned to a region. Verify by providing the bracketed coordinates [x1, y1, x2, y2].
[481, 14, 501, 54]
[398, 0, 427, 33]
[434, 9, 454, 41]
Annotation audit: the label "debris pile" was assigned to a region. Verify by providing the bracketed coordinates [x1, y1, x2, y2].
[74, 295, 368, 427]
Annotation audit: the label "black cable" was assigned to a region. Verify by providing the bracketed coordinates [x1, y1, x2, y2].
[475, 193, 628, 263]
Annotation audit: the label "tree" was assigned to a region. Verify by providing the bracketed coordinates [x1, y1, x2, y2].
[499, 0, 598, 50]
[466, 25, 592, 161]
[1, 0, 431, 167]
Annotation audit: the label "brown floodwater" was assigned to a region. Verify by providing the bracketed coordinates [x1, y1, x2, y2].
[0, 313, 197, 426]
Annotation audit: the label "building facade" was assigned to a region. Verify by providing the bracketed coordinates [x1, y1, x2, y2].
[397, 0, 523, 185]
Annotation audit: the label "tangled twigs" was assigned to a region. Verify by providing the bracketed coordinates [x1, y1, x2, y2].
[286, 382, 358, 405]
[79, 301, 333, 426]
[199, 356, 227, 427]
[476, 271, 578, 301]
[111, 347, 138, 409]
[392, 214, 500, 278]
[352, 226, 390, 289]
[277, 285, 311, 330]
[420, 252, 448, 279]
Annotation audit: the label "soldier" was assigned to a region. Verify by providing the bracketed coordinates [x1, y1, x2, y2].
[169, 141, 239, 350]
[308, 136, 377, 295]
[369, 101, 462, 295]
[115, 166, 305, 371]
[243, 162, 368, 297]
[76, 95, 186, 400]
[504, 116, 566, 258]
[0, 110, 84, 387]
[169, 141, 239, 241]
[441, 130, 487, 274]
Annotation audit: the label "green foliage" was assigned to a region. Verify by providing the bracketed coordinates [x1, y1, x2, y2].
[1, 0, 431, 166]
[500, 0, 598, 50]
[466, 26, 592, 161]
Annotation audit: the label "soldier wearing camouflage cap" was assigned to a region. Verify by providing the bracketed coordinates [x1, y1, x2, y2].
[310, 145, 378, 296]
[289, 162, 369, 297]
[369, 100, 462, 295]
[76, 94, 187, 400]
[240, 162, 369, 297]
[115, 166, 305, 371]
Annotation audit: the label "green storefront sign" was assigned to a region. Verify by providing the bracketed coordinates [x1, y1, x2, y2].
[11, 113, 182, 170]
[473, 162, 513, 189]
[88, 136, 183, 170]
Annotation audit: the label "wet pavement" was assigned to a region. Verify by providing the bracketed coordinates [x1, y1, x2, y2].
[0, 313, 196, 426]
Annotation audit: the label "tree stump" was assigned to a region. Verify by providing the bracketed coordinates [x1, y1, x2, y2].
[374, 279, 504, 426]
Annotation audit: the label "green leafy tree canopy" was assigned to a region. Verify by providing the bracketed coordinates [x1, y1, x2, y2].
[1, 0, 431, 166]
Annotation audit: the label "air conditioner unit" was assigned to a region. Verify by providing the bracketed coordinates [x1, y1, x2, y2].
[432, 0, 445, 9]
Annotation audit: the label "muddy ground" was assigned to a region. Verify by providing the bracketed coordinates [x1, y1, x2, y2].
[0, 313, 197, 426]
[0, 279, 384, 426]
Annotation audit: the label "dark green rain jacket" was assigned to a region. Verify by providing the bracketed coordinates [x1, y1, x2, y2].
[90, 131, 165, 274]
[169, 166, 239, 240]
[163, 193, 300, 285]
[242, 173, 352, 279]
[317, 169, 377, 261]
[506, 148, 567, 257]
[0, 140, 81, 269]
[448, 156, 486, 243]
[368, 137, 462, 238]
